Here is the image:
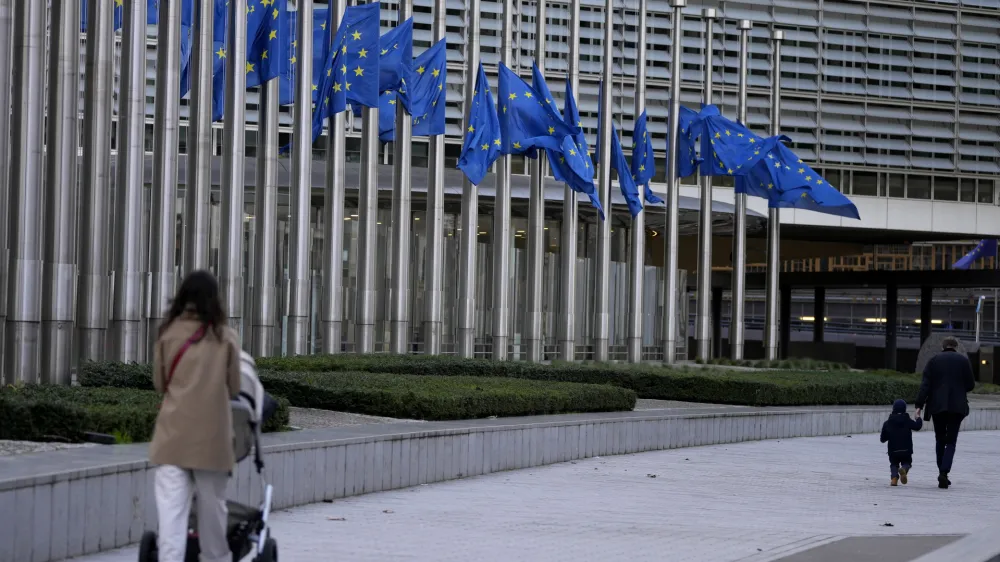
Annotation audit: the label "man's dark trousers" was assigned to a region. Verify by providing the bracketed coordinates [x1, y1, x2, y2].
[933, 412, 965, 473]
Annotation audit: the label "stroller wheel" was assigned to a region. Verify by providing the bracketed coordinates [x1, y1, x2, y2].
[254, 538, 277, 562]
[138, 531, 158, 562]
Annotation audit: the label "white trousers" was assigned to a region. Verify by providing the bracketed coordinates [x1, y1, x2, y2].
[154, 465, 231, 562]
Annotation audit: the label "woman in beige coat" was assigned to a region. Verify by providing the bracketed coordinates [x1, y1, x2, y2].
[149, 270, 241, 562]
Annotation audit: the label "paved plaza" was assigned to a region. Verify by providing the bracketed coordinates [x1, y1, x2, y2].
[76, 430, 1000, 562]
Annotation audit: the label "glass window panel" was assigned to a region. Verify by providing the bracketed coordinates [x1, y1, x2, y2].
[908, 175, 931, 199]
[853, 171, 878, 196]
[887, 173, 905, 197]
[978, 179, 996, 204]
[959, 178, 976, 202]
[934, 176, 959, 200]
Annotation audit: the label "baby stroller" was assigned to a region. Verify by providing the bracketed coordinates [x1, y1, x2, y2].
[139, 351, 278, 562]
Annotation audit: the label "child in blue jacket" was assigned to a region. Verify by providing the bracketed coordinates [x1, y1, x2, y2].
[880, 399, 923, 486]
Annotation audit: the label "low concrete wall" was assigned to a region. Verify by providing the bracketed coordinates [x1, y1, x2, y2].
[3, 405, 1000, 562]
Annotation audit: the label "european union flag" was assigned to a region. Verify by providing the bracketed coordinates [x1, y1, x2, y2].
[698, 104, 786, 178]
[315, 2, 380, 125]
[245, 0, 289, 90]
[631, 110, 662, 205]
[498, 63, 580, 156]
[146, 0, 194, 25]
[279, 7, 328, 105]
[457, 63, 501, 186]
[179, 0, 227, 99]
[378, 18, 414, 94]
[954, 239, 999, 270]
[404, 38, 447, 137]
[210, 35, 227, 121]
[561, 80, 603, 219]
[736, 143, 861, 220]
[675, 105, 702, 178]
[378, 91, 398, 142]
[611, 123, 643, 217]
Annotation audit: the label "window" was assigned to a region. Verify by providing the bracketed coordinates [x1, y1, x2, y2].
[908, 175, 931, 199]
[934, 176, 958, 201]
[978, 179, 996, 205]
[887, 173, 904, 198]
[959, 178, 975, 203]
[852, 171, 878, 196]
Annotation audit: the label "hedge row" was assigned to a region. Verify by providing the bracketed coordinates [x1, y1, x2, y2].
[698, 357, 852, 371]
[0, 385, 291, 444]
[84, 356, 921, 407]
[79, 362, 638, 420]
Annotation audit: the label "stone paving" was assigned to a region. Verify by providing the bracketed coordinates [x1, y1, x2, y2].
[76, 430, 1000, 562]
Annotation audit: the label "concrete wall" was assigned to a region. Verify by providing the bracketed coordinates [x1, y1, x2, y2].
[3, 405, 1000, 562]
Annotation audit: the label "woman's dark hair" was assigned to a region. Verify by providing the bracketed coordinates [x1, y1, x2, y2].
[160, 270, 227, 339]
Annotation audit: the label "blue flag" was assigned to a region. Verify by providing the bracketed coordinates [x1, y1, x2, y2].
[630, 111, 662, 205]
[405, 38, 448, 137]
[179, 0, 227, 99]
[457, 63, 501, 186]
[279, 7, 328, 105]
[497, 63, 580, 156]
[146, 0, 195, 25]
[245, 0, 290, 89]
[81, 0, 125, 32]
[611, 123, 643, 217]
[560, 80, 603, 219]
[378, 91, 398, 143]
[379, 19, 414, 94]
[674, 105, 702, 178]
[698, 104, 786, 178]
[736, 143, 861, 220]
[954, 239, 999, 270]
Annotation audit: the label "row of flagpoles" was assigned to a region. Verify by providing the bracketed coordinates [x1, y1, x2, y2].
[0, 0, 861, 385]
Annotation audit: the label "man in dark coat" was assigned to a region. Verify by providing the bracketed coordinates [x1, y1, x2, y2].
[915, 336, 976, 489]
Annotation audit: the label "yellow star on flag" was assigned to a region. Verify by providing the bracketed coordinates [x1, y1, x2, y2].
[432, 69, 440, 77]
[389, 98, 396, 105]
[269, 30, 277, 40]
[568, 149, 576, 156]
[332, 83, 342, 92]
[714, 132, 721, 138]
[725, 130, 731, 136]
[289, 55, 297, 64]
[805, 175, 812, 181]
[525, 92, 533, 98]
[341, 64, 347, 75]
[345, 81, 351, 91]
[245, 61, 255, 73]
[321, 22, 327, 30]
[509, 93, 517, 100]
[216, 47, 226, 59]
[494, 139, 501, 146]
[354, 66, 364, 76]
[261, 50, 268, 59]
[481, 143, 489, 150]
[312, 83, 318, 91]
[468, 125, 475, 132]
[548, 126, 555, 134]
[417, 66, 425, 74]
[639, 165, 645, 172]
[381, 48, 388, 55]
[352, 30, 362, 40]
[513, 142, 521, 149]
[359, 48, 368, 58]
[749, 138, 756, 144]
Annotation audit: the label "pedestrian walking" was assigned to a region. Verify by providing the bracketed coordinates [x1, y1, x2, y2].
[149, 270, 243, 562]
[880, 399, 922, 486]
[915, 336, 976, 489]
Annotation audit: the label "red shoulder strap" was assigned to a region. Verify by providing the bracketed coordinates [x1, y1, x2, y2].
[164, 325, 208, 391]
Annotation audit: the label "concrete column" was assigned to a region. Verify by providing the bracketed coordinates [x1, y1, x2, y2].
[813, 287, 825, 343]
[886, 284, 898, 371]
[920, 285, 932, 345]
[780, 285, 791, 359]
[711, 286, 723, 358]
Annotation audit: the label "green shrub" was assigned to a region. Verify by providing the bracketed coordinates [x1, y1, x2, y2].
[262, 371, 637, 420]
[0, 384, 290, 443]
[703, 357, 851, 371]
[252, 354, 919, 407]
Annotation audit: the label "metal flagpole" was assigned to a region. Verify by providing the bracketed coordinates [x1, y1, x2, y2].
[695, 9, 716, 361]
[288, 0, 314, 356]
[356, 117, 378, 353]
[456, 0, 482, 358]
[490, 0, 514, 360]
[184, 0, 215, 274]
[389, 0, 415, 354]
[662, 0, 686, 365]
[149, 0, 183, 359]
[111, 0, 149, 362]
[731, 19, 751, 360]
[0, 0, 13, 379]
[252, 80, 280, 356]
[593, 0, 615, 363]
[78, 0, 115, 363]
[221, 0, 249, 335]
[626, 0, 648, 364]
[424, 0, 448, 355]
[557, 0, 579, 362]
[3, 0, 45, 382]
[41, 0, 81, 383]
[764, 29, 783, 360]
[322, 0, 348, 354]
[525, 0, 547, 363]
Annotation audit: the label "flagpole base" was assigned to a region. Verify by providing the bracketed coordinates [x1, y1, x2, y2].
[525, 338, 543, 363]
[626, 337, 642, 364]
[492, 335, 509, 361]
[457, 329, 475, 359]
[389, 321, 409, 355]
[321, 320, 342, 354]
[558, 340, 574, 363]
[593, 338, 609, 363]
[423, 321, 442, 356]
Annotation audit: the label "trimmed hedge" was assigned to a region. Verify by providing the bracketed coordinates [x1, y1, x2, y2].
[79, 362, 638, 420]
[0, 384, 290, 444]
[698, 357, 852, 371]
[84, 356, 922, 407]
[255, 354, 922, 406]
